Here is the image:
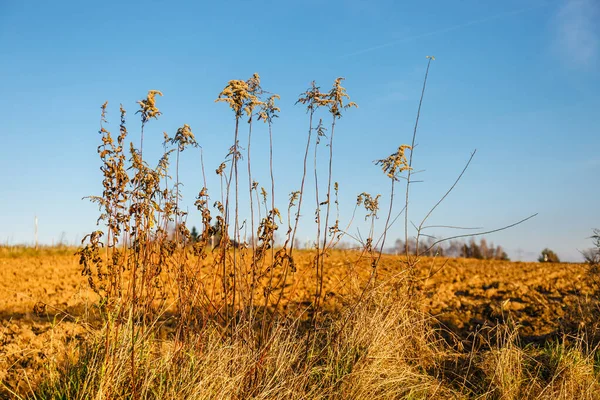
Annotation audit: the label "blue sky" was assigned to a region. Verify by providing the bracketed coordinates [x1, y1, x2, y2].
[0, 0, 598, 261]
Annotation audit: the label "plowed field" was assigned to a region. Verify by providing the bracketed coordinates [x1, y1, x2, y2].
[1, 249, 599, 395]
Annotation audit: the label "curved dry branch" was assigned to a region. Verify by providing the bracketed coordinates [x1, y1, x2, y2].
[419, 213, 538, 257]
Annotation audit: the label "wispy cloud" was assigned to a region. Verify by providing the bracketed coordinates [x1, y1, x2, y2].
[343, 4, 547, 58]
[555, 0, 599, 68]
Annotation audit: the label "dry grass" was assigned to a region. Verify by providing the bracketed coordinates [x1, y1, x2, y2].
[29, 287, 461, 399]
[2, 64, 599, 399]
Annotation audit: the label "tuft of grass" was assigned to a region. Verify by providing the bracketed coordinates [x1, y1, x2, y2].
[30, 285, 462, 399]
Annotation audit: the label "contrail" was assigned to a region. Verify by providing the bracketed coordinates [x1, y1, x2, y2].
[343, 2, 551, 57]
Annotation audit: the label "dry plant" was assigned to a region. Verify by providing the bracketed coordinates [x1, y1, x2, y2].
[32, 285, 463, 399]
[25, 59, 597, 400]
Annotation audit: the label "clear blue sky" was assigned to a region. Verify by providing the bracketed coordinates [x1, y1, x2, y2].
[1, 0, 598, 261]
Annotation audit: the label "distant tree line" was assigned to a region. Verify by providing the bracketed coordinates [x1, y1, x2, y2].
[538, 248, 560, 263]
[392, 237, 510, 261]
[189, 225, 511, 261]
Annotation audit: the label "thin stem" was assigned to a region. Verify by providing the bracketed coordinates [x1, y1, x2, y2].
[405, 58, 433, 262]
[373, 178, 395, 280]
[269, 120, 276, 267]
[223, 117, 239, 326]
[290, 110, 314, 255]
[175, 148, 180, 243]
[247, 117, 257, 315]
[200, 147, 207, 190]
[415, 150, 476, 256]
[313, 125, 322, 317]
[318, 117, 336, 314]
[266, 119, 279, 332]
[421, 213, 538, 256]
[232, 117, 240, 327]
[140, 120, 146, 162]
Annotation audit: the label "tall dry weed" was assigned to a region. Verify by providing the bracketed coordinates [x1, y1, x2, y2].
[27, 58, 597, 400]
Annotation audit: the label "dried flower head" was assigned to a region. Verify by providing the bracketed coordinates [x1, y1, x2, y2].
[289, 191, 300, 208]
[137, 90, 163, 122]
[100, 101, 108, 124]
[246, 73, 262, 95]
[258, 94, 281, 124]
[216, 162, 226, 176]
[260, 187, 267, 204]
[215, 73, 264, 119]
[171, 124, 198, 151]
[297, 81, 331, 112]
[244, 73, 264, 120]
[326, 77, 357, 118]
[375, 144, 412, 180]
[214, 201, 224, 214]
[357, 192, 380, 220]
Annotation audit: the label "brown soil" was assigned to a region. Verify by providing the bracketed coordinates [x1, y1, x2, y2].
[0, 250, 97, 397]
[1, 249, 599, 396]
